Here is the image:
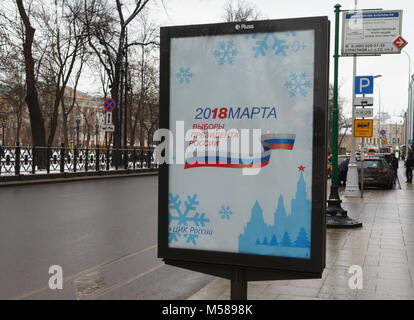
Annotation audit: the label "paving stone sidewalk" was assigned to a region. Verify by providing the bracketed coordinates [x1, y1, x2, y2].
[188, 164, 414, 300]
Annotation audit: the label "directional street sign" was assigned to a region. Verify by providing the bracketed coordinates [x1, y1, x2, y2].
[102, 124, 115, 132]
[393, 36, 408, 50]
[355, 76, 374, 95]
[354, 97, 374, 106]
[355, 108, 374, 118]
[104, 98, 116, 112]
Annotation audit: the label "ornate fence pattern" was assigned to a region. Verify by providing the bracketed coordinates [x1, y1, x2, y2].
[0, 144, 157, 176]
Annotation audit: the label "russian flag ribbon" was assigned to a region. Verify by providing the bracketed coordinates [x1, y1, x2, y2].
[184, 133, 295, 169]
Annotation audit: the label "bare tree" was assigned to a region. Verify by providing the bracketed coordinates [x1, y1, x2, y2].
[35, 0, 90, 146]
[15, 0, 46, 151]
[80, 0, 154, 151]
[223, 0, 263, 22]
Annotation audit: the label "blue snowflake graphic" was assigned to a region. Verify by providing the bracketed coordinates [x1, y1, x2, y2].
[219, 205, 233, 220]
[168, 193, 210, 245]
[245, 34, 257, 40]
[252, 33, 289, 58]
[213, 41, 238, 65]
[284, 31, 297, 37]
[176, 67, 193, 84]
[284, 72, 312, 98]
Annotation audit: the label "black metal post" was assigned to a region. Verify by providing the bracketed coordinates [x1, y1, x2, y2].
[47, 145, 50, 174]
[106, 145, 110, 171]
[96, 147, 100, 171]
[1, 122, 5, 146]
[60, 143, 65, 173]
[15, 141, 20, 176]
[73, 146, 77, 173]
[31, 146, 35, 174]
[85, 146, 89, 172]
[230, 268, 247, 300]
[95, 124, 99, 148]
[76, 119, 80, 148]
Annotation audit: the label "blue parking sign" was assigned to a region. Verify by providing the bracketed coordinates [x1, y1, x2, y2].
[355, 76, 374, 95]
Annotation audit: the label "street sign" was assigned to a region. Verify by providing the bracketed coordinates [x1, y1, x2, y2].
[355, 108, 374, 118]
[105, 112, 112, 125]
[381, 139, 387, 145]
[158, 17, 329, 283]
[102, 124, 115, 132]
[342, 10, 403, 55]
[104, 98, 116, 112]
[380, 129, 386, 136]
[354, 119, 373, 137]
[393, 36, 408, 50]
[354, 96, 374, 106]
[355, 76, 374, 95]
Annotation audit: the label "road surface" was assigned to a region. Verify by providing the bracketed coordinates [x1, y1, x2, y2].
[0, 176, 213, 299]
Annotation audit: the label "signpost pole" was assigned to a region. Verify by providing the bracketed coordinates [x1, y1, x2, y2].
[345, 44, 361, 197]
[230, 268, 247, 300]
[327, 4, 362, 228]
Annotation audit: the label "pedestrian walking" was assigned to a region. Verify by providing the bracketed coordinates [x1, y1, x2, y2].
[338, 158, 349, 187]
[388, 153, 399, 185]
[405, 153, 414, 183]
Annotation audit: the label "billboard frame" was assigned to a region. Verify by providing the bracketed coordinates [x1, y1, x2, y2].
[158, 17, 329, 282]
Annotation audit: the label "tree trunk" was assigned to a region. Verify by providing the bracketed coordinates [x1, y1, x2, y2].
[16, 0, 47, 168]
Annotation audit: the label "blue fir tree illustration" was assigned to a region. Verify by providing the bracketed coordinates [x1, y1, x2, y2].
[280, 232, 292, 247]
[270, 235, 278, 246]
[294, 227, 310, 248]
[238, 168, 311, 258]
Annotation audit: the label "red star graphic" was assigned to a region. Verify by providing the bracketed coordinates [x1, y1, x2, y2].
[298, 165, 306, 172]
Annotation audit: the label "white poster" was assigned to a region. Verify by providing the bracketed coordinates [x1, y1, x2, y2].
[342, 10, 403, 55]
[168, 30, 315, 259]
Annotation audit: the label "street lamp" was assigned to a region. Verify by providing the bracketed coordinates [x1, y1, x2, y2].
[374, 81, 382, 151]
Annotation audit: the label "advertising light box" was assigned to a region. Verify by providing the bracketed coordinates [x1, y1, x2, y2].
[158, 17, 328, 277]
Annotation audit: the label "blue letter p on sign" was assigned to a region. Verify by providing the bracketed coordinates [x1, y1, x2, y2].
[355, 76, 374, 95]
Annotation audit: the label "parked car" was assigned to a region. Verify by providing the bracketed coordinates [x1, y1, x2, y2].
[357, 157, 393, 189]
[370, 153, 392, 164]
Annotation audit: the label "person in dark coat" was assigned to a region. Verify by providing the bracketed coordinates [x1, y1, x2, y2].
[388, 153, 399, 185]
[338, 158, 349, 187]
[405, 153, 414, 183]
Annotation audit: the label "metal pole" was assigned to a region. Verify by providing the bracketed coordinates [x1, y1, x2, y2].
[1, 122, 5, 146]
[230, 268, 247, 300]
[76, 119, 80, 148]
[375, 83, 381, 151]
[345, 41, 361, 197]
[327, 4, 362, 228]
[327, 4, 348, 217]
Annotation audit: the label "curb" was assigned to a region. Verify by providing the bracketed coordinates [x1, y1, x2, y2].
[0, 170, 158, 187]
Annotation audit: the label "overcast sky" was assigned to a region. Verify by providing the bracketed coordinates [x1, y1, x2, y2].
[82, 0, 413, 119]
